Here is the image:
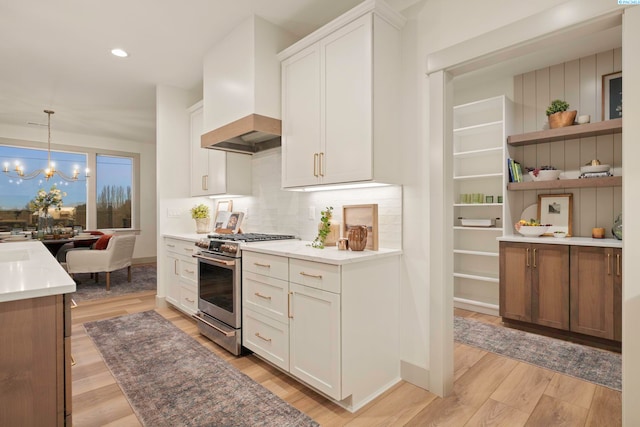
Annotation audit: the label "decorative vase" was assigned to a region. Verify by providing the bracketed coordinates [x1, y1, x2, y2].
[347, 225, 368, 251]
[37, 212, 54, 234]
[612, 214, 622, 240]
[548, 110, 577, 129]
[195, 217, 210, 234]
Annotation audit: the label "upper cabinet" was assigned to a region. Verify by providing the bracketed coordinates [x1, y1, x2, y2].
[278, 0, 406, 189]
[189, 102, 252, 197]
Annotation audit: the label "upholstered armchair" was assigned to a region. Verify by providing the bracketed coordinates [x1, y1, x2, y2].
[66, 235, 136, 290]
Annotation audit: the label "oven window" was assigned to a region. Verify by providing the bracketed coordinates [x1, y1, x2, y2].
[199, 262, 234, 313]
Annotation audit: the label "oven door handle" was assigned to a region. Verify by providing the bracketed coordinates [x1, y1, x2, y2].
[192, 313, 236, 337]
[192, 254, 236, 266]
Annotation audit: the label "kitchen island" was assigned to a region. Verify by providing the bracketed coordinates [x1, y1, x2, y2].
[0, 240, 75, 426]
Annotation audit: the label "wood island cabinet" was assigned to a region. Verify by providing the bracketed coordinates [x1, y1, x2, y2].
[500, 241, 621, 343]
[499, 241, 569, 329]
[0, 294, 72, 426]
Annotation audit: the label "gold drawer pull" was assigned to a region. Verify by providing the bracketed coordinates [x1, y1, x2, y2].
[184, 269, 195, 274]
[70, 354, 76, 366]
[617, 253, 621, 277]
[167, 244, 176, 248]
[185, 297, 195, 303]
[254, 292, 272, 300]
[607, 253, 611, 275]
[300, 271, 322, 279]
[254, 262, 271, 268]
[255, 332, 272, 343]
[184, 248, 194, 253]
[71, 298, 78, 309]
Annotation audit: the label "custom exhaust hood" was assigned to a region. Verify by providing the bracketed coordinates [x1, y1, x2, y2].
[200, 16, 294, 154]
[201, 113, 281, 154]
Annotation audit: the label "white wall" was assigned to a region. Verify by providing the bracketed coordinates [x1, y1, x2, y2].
[0, 123, 157, 261]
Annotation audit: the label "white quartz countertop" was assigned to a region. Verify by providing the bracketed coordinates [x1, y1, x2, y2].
[241, 240, 402, 265]
[0, 240, 76, 303]
[163, 232, 206, 242]
[498, 235, 622, 248]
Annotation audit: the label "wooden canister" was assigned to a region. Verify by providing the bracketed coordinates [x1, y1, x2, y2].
[347, 225, 368, 251]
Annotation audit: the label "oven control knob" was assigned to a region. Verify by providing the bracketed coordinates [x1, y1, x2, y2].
[221, 244, 237, 253]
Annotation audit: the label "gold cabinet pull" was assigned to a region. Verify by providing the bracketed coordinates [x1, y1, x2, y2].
[167, 244, 176, 248]
[254, 332, 272, 343]
[254, 262, 271, 268]
[300, 271, 323, 279]
[70, 298, 78, 309]
[617, 253, 621, 277]
[314, 153, 319, 177]
[70, 354, 76, 366]
[254, 292, 272, 300]
[607, 253, 611, 275]
[288, 291, 293, 319]
[174, 259, 178, 275]
[185, 297, 195, 303]
[319, 152, 324, 177]
[526, 248, 530, 268]
[203, 174, 208, 191]
[183, 247, 194, 253]
[184, 268, 195, 274]
[533, 248, 537, 268]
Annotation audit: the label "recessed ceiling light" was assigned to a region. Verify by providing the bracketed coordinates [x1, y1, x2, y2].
[111, 48, 128, 58]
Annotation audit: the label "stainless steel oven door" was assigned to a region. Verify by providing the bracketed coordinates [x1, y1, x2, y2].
[194, 253, 241, 329]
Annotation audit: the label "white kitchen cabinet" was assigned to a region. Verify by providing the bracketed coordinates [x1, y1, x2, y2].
[279, 2, 405, 189]
[241, 248, 400, 412]
[452, 95, 510, 316]
[164, 237, 198, 315]
[189, 101, 253, 197]
[289, 281, 341, 399]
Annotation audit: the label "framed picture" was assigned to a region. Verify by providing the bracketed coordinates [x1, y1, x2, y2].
[537, 193, 573, 236]
[342, 204, 379, 250]
[602, 71, 622, 121]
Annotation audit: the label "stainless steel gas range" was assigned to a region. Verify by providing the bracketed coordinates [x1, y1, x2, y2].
[192, 233, 297, 355]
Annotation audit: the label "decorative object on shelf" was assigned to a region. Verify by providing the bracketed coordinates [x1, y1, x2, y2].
[553, 231, 567, 238]
[514, 219, 550, 237]
[459, 218, 496, 227]
[485, 195, 494, 203]
[538, 193, 573, 236]
[342, 204, 379, 250]
[497, 196, 503, 204]
[602, 71, 622, 121]
[2, 110, 90, 182]
[191, 204, 211, 234]
[527, 166, 561, 182]
[347, 225, 368, 251]
[576, 114, 591, 124]
[579, 159, 611, 178]
[337, 238, 349, 250]
[310, 206, 334, 249]
[592, 227, 605, 239]
[546, 99, 577, 129]
[507, 158, 523, 182]
[612, 214, 622, 240]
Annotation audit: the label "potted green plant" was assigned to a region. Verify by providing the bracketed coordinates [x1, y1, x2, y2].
[311, 206, 333, 249]
[191, 204, 211, 234]
[546, 99, 577, 129]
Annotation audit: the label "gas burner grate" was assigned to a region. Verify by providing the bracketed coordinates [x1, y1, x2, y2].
[207, 233, 297, 242]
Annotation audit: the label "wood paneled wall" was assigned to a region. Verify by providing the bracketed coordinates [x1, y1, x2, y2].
[510, 48, 622, 238]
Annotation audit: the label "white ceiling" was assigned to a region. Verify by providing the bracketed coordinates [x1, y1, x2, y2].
[1, 0, 415, 144]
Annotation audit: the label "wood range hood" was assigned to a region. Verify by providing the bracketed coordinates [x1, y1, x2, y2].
[200, 113, 281, 154]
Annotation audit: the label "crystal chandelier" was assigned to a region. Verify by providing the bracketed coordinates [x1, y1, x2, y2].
[2, 109, 90, 181]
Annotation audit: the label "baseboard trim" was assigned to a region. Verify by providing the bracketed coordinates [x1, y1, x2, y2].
[156, 295, 168, 308]
[400, 360, 430, 390]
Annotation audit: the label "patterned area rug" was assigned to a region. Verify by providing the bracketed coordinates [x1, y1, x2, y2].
[454, 316, 621, 390]
[84, 310, 319, 427]
[71, 264, 156, 302]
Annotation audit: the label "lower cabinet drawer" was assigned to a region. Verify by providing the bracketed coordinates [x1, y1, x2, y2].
[289, 259, 341, 293]
[243, 309, 289, 371]
[179, 284, 198, 315]
[243, 271, 289, 323]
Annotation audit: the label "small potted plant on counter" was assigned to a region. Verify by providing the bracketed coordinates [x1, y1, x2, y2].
[191, 203, 211, 234]
[546, 99, 577, 129]
[310, 206, 334, 249]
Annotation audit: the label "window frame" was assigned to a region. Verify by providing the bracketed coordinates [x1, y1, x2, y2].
[0, 139, 140, 231]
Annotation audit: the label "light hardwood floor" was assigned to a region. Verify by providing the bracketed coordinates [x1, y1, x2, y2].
[71, 293, 621, 426]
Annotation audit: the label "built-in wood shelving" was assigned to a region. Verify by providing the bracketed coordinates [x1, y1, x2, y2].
[507, 118, 622, 146]
[507, 175, 621, 191]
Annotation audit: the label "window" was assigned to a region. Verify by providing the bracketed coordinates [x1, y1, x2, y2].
[96, 155, 133, 229]
[1, 144, 138, 232]
[0, 146, 87, 231]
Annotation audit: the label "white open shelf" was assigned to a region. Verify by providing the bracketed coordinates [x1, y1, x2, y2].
[453, 120, 503, 135]
[454, 203, 502, 207]
[453, 249, 499, 257]
[453, 271, 499, 283]
[453, 146, 503, 158]
[453, 173, 503, 180]
[453, 226, 503, 231]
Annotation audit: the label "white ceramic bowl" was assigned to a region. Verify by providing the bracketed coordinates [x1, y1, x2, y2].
[518, 225, 549, 237]
[529, 169, 562, 181]
[553, 231, 567, 238]
[580, 164, 610, 174]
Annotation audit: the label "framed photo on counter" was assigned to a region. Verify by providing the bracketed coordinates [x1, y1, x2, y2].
[538, 193, 573, 236]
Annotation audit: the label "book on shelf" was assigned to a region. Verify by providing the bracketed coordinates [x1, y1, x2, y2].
[507, 159, 523, 182]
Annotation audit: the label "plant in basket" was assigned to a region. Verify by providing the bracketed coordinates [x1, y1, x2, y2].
[546, 99, 576, 129]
